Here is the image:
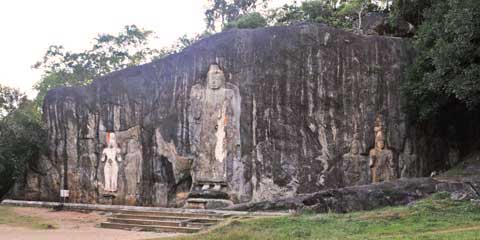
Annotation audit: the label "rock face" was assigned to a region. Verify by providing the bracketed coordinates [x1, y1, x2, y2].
[227, 176, 480, 213]
[19, 23, 422, 207]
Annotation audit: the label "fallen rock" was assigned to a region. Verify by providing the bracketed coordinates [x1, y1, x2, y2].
[227, 177, 480, 213]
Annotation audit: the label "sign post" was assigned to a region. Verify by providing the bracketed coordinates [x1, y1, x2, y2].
[59, 190, 69, 210]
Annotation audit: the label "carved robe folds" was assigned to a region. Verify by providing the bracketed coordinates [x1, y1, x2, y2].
[370, 148, 394, 182]
[188, 64, 241, 186]
[342, 139, 369, 186]
[189, 87, 240, 183]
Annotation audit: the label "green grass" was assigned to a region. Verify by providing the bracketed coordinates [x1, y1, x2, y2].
[0, 206, 56, 229]
[159, 193, 480, 240]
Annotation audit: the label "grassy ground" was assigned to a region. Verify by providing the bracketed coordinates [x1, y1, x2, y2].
[0, 206, 56, 229]
[160, 193, 480, 240]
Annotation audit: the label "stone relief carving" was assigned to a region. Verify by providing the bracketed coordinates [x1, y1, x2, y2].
[188, 64, 241, 188]
[22, 25, 420, 208]
[102, 132, 122, 193]
[399, 138, 419, 178]
[369, 115, 395, 183]
[342, 133, 369, 186]
[124, 138, 142, 198]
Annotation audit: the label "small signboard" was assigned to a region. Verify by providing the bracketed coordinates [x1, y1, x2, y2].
[60, 190, 69, 198]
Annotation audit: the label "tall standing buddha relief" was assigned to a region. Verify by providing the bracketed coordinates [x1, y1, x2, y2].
[188, 63, 241, 191]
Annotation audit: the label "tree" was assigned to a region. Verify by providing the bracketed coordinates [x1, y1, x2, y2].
[267, 0, 387, 30]
[167, 32, 212, 54]
[391, 0, 432, 28]
[0, 85, 26, 118]
[33, 25, 161, 107]
[340, 0, 369, 30]
[224, 12, 267, 30]
[302, 0, 355, 29]
[402, 0, 480, 120]
[0, 85, 46, 199]
[267, 2, 303, 25]
[205, 0, 267, 32]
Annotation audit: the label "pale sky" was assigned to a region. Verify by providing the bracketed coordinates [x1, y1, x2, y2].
[0, 0, 297, 98]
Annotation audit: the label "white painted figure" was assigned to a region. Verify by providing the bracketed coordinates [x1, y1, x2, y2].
[102, 133, 122, 192]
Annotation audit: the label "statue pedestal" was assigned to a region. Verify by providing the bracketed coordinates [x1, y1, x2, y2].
[185, 182, 233, 209]
[100, 193, 116, 205]
[185, 198, 233, 209]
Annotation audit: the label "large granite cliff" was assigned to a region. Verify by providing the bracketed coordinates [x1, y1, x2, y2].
[19, 23, 438, 207]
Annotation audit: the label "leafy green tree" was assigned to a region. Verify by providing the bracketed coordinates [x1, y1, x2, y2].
[266, 2, 303, 25]
[224, 12, 267, 30]
[0, 86, 46, 199]
[33, 25, 161, 107]
[205, 0, 267, 32]
[402, 0, 480, 120]
[391, 0, 432, 28]
[268, 0, 391, 30]
[0, 85, 26, 118]
[167, 32, 212, 53]
[337, 0, 370, 30]
[268, 1, 344, 28]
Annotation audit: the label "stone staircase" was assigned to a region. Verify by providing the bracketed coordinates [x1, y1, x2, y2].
[100, 209, 231, 233]
[1, 199, 289, 234]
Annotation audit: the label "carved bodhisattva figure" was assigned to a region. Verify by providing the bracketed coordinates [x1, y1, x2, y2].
[369, 117, 395, 183]
[399, 139, 418, 178]
[124, 139, 142, 197]
[188, 64, 241, 191]
[342, 134, 368, 186]
[102, 133, 122, 192]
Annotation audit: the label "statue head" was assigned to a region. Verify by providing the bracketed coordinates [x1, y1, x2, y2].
[375, 133, 385, 150]
[351, 140, 361, 155]
[107, 132, 117, 148]
[404, 138, 413, 154]
[207, 64, 226, 90]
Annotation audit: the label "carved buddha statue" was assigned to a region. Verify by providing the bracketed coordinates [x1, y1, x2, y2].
[188, 64, 241, 192]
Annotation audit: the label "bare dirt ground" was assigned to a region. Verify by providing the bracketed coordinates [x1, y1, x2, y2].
[0, 207, 179, 240]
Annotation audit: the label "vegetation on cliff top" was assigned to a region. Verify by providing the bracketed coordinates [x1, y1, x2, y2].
[162, 193, 480, 240]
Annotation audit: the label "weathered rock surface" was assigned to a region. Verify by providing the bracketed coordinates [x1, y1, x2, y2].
[13, 23, 442, 207]
[227, 176, 480, 213]
[361, 13, 415, 37]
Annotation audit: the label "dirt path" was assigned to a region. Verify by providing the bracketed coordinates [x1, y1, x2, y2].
[0, 207, 179, 240]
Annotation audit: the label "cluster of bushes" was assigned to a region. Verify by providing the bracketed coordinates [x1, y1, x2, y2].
[0, 87, 46, 199]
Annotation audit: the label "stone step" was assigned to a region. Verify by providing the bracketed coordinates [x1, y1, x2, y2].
[100, 222, 202, 233]
[116, 210, 229, 219]
[108, 217, 214, 228]
[185, 198, 234, 210]
[114, 213, 223, 223]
